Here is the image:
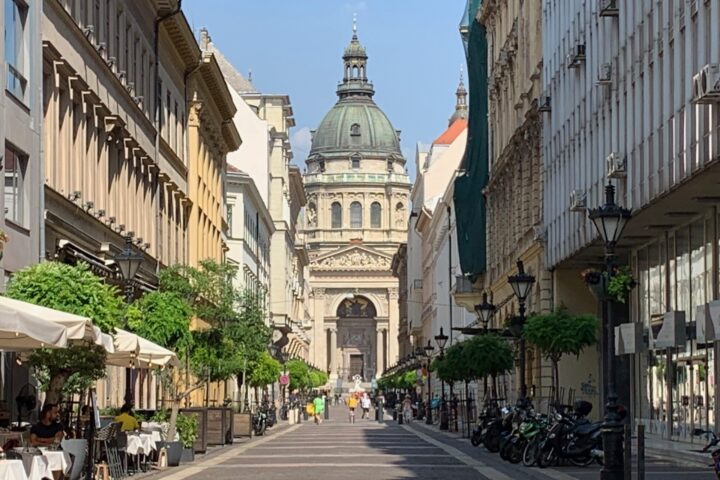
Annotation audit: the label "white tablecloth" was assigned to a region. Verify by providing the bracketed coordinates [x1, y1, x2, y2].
[126, 433, 156, 455]
[20, 454, 52, 480]
[0, 459, 28, 480]
[40, 449, 71, 475]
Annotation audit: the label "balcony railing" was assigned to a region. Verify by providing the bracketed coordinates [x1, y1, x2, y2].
[304, 172, 411, 185]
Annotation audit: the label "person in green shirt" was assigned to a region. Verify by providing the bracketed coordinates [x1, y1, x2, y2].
[312, 392, 325, 425]
[114, 404, 140, 432]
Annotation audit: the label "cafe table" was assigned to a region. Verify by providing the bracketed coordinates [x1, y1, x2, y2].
[0, 459, 29, 480]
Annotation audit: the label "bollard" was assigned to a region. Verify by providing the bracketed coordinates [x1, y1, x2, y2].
[624, 423, 632, 480]
[398, 407, 404, 425]
[637, 424, 645, 480]
[324, 397, 329, 420]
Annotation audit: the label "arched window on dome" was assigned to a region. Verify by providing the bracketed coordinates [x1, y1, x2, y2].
[371, 202, 382, 228]
[352, 65, 359, 78]
[350, 202, 363, 228]
[350, 123, 361, 136]
[331, 202, 342, 228]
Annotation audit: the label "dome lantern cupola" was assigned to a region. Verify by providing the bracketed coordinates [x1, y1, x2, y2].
[449, 66, 468, 125]
[338, 17, 375, 100]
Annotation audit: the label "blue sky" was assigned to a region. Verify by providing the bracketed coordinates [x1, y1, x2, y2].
[183, 0, 468, 180]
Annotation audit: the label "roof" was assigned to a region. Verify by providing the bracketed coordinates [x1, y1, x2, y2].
[433, 119, 468, 145]
[199, 28, 257, 94]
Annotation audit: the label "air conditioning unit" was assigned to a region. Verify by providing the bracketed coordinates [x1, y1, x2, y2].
[567, 44, 586, 69]
[597, 63, 612, 85]
[692, 64, 720, 104]
[570, 189, 587, 212]
[598, 0, 619, 17]
[606, 152, 627, 178]
[538, 95, 551, 112]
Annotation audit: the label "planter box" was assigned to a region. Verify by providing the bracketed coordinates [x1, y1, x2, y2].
[224, 408, 234, 444]
[206, 408, 225, 446]
[233, 412, 252, 438]
[179, 408, 207, 453]
[158, 441, 182, 467]
[180, 447, 195, 464]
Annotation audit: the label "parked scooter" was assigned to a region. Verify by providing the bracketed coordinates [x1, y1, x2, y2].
[537, 400, 602, 468]
[253, 410, 268, 436]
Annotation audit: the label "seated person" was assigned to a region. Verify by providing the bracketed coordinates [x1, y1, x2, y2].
[114, 404, 140, 431]
[30, 403, 64, 447]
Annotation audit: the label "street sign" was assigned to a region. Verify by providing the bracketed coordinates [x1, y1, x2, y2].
[279, 374, 289, 386]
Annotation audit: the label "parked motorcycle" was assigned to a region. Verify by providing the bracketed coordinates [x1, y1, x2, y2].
[253, 410, 268, 436]
[471, 400, 502, 447]
[691, 428, 720, 479]
[537, 400, 602, 468]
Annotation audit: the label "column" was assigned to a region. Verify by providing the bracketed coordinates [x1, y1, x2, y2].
[376, 329, 385, 374]
[329, 328, 338, 374]
[388, 288, 400, 364]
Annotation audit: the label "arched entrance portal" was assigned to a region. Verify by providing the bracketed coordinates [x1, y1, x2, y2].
[334, 295, 383, 382]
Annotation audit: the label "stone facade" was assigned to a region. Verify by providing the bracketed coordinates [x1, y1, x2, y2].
[479, 0, 553, 403]
[303, 27, 411, 384]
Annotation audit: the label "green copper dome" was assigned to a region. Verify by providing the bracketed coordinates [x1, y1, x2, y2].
[310, 101, 401, 156]
[309, 29, 402, 159]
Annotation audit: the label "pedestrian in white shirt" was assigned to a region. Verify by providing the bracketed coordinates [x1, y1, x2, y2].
[360, 393, 371, 419]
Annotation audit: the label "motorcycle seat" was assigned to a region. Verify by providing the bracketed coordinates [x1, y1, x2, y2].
[574, 421, 603, 436]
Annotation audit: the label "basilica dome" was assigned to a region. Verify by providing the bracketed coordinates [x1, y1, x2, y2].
[307, 27, 403, 161]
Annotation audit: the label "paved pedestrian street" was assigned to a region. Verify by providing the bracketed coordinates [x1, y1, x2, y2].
[152, 417, 709, 480]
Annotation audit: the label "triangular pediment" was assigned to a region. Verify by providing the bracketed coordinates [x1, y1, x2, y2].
[310, 245, 393, 271]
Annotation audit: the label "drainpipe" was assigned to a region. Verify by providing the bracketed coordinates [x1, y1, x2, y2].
[153, 0, 182, 272]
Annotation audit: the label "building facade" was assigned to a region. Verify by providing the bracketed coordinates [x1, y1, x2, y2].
[303, 26, 411, 385]
[542, 0, 720, 439]
[479, 0, 555, 404]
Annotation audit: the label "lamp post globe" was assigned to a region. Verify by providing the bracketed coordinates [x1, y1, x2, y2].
[474, 292, 497, 331]
[588, 183, 632, 250]
[434, 327, 449, 352]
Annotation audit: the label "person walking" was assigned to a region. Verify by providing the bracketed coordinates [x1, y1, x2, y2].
[347, 394, 358, 424]
[312, 392, 325, 424]
[402, 395, 413, 424]
[375, 391, 386, 423]
[360, 392, 371, 420]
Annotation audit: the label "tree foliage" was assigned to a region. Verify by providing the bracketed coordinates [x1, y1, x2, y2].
[126, 291, 193, 354]
[248, 352, 282, 388]
[286, 359, 327, 392]
[524, 308, 599, 401]
[431, 335, 513, 384]
[5, 262, 125, 403]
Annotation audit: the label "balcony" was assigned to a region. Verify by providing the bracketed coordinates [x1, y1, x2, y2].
[304, 172, 411, 185]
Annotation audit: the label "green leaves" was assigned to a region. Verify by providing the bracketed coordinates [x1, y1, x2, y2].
[248, 352, 282, 388]
[285, 359, 327, 391]
[5, 262, 123, 402]
[524, 308, 599, 362]
[6, 261, 124, 333]
[431, 335, 513, 383]
[127, 291, 193, 354]
[607, 266, 635, 304]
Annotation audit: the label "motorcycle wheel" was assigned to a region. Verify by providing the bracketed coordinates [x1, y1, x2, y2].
[499, 438, 512, 460]
[484, 429, 501, 453]
[569, 453, 595, 467]
[522, 438, 541, 467]
[537, 446, 557, 469]
[470, 435, 482, 447]
[508, 439, 525, 464]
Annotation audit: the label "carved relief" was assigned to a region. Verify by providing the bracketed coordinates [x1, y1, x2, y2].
[306, 202, 317, 227]
[311, 248, 391, 271]
[394, 202, 406, 228]
[337, 296, 377, 318]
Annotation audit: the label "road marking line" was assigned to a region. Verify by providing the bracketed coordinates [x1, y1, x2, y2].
[251, 445, 439, 450]
[224, 453, 452, 458]
[539, 469, 582, 480]
[154, 424, 302, 480]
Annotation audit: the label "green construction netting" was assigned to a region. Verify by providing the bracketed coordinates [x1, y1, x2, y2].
[454, 1, 488, 281]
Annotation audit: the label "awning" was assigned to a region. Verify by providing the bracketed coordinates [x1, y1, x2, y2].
[0, 297, 69, 350]
[0, 296, 98, 343]
[107, 329, 178, 368]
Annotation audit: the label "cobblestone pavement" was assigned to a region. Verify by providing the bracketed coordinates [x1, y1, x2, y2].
[151, 415, 710, 480]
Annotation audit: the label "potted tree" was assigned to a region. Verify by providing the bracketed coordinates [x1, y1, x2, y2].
[524, 308, 599, 404]
[177, 413, 198, 463]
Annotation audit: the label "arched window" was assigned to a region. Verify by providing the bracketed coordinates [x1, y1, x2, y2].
[350, 201, 363, 228]
[350, 123, 361, 136]
[331, 202, 342, 228]
[371, 202, 382, 228]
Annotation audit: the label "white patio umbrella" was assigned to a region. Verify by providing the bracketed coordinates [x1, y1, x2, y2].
[0, 297, 69, 350]
[0, 296, 99, 343]
[107, 329, 178, 369]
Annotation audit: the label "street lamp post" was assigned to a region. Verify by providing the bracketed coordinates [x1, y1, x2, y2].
[421, 341, 435, 425]
[474, 293, 497, 399]
[588, 183, 631, 480]
[113, 234, 144, 406]
[508, 260, 535, 401]
[434, 327, 449, 430]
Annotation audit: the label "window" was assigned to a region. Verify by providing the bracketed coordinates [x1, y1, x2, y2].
[350, 123, 361, 136]
[351, 154, 361, 169]
[4, 0, 28, 100]
[331, 202, 342, 228]
[350, 201, 363, 228]
[226, 204, 233, 237]
[4, 143, 29, 226]
[371, 202, 382, 228]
